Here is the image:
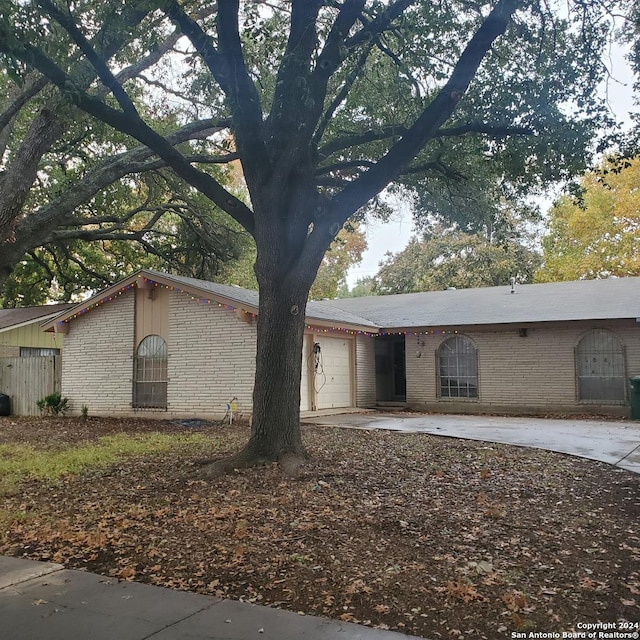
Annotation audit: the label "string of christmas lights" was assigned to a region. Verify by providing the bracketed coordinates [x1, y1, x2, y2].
[62, 283, 136, 323]
[59, 275, 462, 338]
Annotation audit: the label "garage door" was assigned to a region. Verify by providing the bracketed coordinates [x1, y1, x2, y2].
[300, 334, 311, 411]
[315, 335, 353, 409]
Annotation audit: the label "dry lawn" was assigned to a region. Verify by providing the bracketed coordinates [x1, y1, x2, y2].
[0, 415, 638, 639]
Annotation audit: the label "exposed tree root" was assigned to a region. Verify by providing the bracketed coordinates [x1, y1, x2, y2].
[196, 443, 306, 479]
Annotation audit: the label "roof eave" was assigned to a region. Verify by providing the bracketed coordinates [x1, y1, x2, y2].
[0, 311, 69, 335]
[306, 318, 379, 334]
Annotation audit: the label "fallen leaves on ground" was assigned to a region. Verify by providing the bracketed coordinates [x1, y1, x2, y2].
[0, 416, 639, 639]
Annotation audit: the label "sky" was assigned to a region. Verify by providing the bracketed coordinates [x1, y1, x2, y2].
[345, 42, 637, 289]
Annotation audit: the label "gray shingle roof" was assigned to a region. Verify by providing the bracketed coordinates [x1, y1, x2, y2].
[0, 303, 75, 332]
[320, 277, 640, 329]
[147, 270, 378, 328]
[46, 271, 640, 333]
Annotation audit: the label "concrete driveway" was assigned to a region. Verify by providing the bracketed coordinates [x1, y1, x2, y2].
[303, 412, 640, 474]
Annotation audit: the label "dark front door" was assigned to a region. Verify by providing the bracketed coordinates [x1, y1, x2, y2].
[375, 335, 406, 402]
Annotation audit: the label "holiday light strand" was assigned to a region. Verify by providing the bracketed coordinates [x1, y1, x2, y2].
[59, 275, 461, 338]
[63, 284, 136, 322]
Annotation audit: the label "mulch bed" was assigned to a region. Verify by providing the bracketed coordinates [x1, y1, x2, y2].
[1, 415, 639, 639]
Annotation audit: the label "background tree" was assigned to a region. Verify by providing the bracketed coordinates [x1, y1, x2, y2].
[220, 224, 368, 300]
[0, 0, 620, 473]
[536, 156, 640, 282]
[375, 224, 540, 293]
[337, 275, 378, 298]
[0, 177, 252, 306]
[0, 2, 244, 296]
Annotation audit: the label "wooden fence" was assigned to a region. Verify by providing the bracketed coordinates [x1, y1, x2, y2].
[0, 356, 61, 416]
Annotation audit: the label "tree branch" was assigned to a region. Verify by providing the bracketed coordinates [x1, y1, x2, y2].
[318, 122, 534, 161]
[165, 0, 270, 184]
[344, 0, 419, 51]
[37, 0, 140, 117]
[329, 0, 523, 223]
[0, 36, 256, 234]
[267, 0, 324, 150]
[313, 42, 373, 145]
[0, 76, 48, 135]
[0, 0, 165, 247]
[8, 119, 232, 260]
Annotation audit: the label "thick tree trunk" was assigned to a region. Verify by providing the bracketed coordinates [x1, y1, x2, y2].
[201, 282, 311, 477]
[200, 182, 328, 477]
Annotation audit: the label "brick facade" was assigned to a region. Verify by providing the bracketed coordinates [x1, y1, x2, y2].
[166, 295, 257, 419]
[60, 288, 366, 419]
[57, 277, 639, 419]
[61, 291, 135, 415]
[405, 320, 639, 416]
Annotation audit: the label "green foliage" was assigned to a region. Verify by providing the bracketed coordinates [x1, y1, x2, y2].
[337, 276, 378, 299]
[375, 226, 541, 294]
[0, 176, 254, 306]
[536, 157, 640, 282]
[219, 224, 368, 300]
[36, 392, 69, 416]
[0, 0, 620, 299]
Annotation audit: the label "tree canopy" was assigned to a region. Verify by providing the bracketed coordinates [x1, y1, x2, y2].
[219, 224, 368, 301]
[0, 10, 249, 298]
[536, 156, 640, 282]
[375, 225, 541, 293]
[0, 0, 626, 472]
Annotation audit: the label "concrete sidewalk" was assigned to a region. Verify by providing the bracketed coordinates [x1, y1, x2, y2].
[0, 556, 424, 640]
[303, 412, 640, 474]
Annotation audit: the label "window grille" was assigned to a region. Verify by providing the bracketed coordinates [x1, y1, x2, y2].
[576, 330, 625, 403]
[438, 336, 478, 399]
[133, 335, 168, 409]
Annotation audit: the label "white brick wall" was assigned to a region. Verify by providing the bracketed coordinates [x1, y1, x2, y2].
[61, 292, 135, 415]
[406, 321, 640, 415]
[355, 335, 376, 407]
[166, 294, 257, 418]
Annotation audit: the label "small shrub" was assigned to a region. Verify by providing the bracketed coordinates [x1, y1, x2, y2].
[37, 392, 69, 416]
[81, 405, 89, 420]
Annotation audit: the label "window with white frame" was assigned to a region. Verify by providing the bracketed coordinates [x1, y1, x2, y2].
[576, 330, 625, 403]
[133, 335, 168, 409]
[438, 335, 478, 399]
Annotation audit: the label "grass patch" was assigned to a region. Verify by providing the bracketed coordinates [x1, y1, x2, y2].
[0, 432, 210, 496]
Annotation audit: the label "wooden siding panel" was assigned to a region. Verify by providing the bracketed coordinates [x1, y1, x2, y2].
[135, 286, 169, 347]
[0, 323, 65, 349]
[0, 356, 60, 415]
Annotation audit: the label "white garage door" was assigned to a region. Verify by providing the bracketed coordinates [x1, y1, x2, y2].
[316, 335, 353, 409]
[300, 334, 311, 411]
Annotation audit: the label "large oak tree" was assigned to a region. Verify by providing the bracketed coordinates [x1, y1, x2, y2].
[0, 0, 620, 473]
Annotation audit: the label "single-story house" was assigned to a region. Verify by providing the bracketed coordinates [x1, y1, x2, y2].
[42, 270, 640, 419]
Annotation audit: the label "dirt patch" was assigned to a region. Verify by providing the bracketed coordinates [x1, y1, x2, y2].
[1, 416, 639, 639]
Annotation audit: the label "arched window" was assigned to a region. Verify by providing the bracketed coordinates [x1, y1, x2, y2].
[576, 330, 625, 403]
[133, 335, 168, 409]
[438, 336, 478, 398]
